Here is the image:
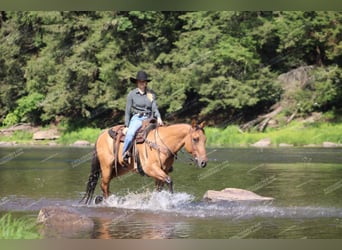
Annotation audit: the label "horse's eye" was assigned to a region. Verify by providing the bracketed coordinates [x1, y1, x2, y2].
[192, 137, 199, 143]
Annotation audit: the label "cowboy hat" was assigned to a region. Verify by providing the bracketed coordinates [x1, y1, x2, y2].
[130, 71, 152, 83]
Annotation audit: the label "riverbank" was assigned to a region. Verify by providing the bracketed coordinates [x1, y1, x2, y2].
[0, 213, 41, 239]
[206, 121, 342, 148]
[1, 121, 342, 148]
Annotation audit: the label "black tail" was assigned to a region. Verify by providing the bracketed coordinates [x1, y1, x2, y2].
[80, 150, 101, 204]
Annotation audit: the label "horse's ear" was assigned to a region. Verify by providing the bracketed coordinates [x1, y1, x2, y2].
[199, 121, 206, 129]
[191, 119, 197, 128]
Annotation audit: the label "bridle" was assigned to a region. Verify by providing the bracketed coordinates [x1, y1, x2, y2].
[144, 125, 203, 168]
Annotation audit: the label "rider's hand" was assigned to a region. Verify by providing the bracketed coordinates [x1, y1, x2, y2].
[157, 117, 164, 126]
[122, 127, 128, 135]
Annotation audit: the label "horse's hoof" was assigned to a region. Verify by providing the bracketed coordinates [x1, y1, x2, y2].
[94, 195, 104, 204]
[168, 166, 173, 173]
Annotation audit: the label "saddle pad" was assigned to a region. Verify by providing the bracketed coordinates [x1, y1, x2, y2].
[108, 118, 157, 144]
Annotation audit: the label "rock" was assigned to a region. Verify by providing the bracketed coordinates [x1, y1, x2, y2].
[0, 123, 39, 136]
[72, 140, 91, 146]
[0, 141, 17, 146]
[37, 206, 94, 238]
[251, 138, 271, 147]
[322, 142, 340, 148]
[203, 188, 274, 202]
[267, 119, 279, 128]
[303, 112, 322, 123]
[279, 143, 294, 147]
[33, 129, 60, 140]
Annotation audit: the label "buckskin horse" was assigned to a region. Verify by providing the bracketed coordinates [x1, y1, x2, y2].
[80, 120, 208, 204]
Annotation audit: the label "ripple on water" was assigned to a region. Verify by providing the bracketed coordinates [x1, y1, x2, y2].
[89, 191, 342, 220]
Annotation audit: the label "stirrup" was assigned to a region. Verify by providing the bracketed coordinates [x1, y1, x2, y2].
[123, 152, 130, 164]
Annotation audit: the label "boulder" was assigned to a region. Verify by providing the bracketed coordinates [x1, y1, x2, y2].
[203, 188, 274, 202]
[279, 143, 294, 147]
[304, 144, 318, 147]
[322, 142, 341, 148]
[0, 123, 39, 136]
[33, 129, 60, 140]
[37, 206, 94, 238]
[72, 140, 91, 146]
[0, 141, 17, 146]
[251, 138, 271, 147]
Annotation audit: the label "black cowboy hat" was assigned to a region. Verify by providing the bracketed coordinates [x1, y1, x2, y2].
[130, 70, 152, 83]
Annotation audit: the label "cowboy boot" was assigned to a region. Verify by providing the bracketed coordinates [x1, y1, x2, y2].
[123, 151, 130, 164]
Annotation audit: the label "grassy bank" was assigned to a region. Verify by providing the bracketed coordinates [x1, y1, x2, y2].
[0, 213, 41, 239]
[57, 127, 102, 145]
[1, 121, 342, 147]
[0, 130, 34, 144]
[206, 121, 342, 147]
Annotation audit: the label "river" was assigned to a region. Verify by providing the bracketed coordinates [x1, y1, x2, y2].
[0, 146, 341, 239]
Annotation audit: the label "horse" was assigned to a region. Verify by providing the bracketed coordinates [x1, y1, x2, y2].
[80, 120, 208, 204]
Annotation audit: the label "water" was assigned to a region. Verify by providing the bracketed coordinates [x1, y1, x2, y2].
[0, 146, 342, 239]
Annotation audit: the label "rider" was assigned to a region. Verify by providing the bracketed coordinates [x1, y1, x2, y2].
[122, 70, 164, 163]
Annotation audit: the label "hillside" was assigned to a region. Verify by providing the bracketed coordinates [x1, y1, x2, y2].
[0, 11, 341, 129]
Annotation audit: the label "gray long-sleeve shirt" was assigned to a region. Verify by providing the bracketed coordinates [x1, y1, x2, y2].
[124, 88, 161, 126]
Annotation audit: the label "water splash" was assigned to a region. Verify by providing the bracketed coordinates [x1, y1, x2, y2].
[2, 192, 341, 220]
[103, 190, 195, 211]
[95, 191, 342, 219]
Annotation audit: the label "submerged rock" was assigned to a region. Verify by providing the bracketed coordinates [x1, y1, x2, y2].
[203, 188, 274, 202]
[37, 206, 94, 238]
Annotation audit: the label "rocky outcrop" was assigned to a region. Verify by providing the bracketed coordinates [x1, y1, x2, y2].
[203, 188, 274, 202]
[0, 141, 17, 146]
[72, 140, 91, 146]
[322, 142, 342, 147]
[279, 143, 294, 147]
[251, 138, 271, 147]
[37, 206, 94, 238]
[33, 128, 60, 140]
[0, 123, 39, 136]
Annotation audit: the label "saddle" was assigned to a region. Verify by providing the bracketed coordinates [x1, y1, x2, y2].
[108, 117, 157, 143]
[108, 118, 157, 176]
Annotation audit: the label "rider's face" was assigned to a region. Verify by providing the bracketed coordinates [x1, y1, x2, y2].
[137, 80, 147, 90]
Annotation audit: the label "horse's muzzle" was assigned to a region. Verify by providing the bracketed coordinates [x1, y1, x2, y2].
[195, 158, 207, 168]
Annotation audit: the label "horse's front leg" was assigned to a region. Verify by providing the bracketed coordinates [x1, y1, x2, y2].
[145, 162, 173, 193]
[166, 177, 173, 193]
[155, 179, 164, 192]
[155, 178, 173, 193]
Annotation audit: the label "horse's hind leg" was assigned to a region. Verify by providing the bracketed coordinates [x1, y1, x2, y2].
[99, 158, 113, 199]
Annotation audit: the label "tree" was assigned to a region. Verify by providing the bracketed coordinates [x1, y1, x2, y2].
[157, 11, 281, 124]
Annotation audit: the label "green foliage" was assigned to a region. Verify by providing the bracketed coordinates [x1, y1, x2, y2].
[292, 66, 342, 114]
[255, 11, 342, 70]
[0, 130, 33, 143]
[57, 127, 101, 145]
[0, 11, 341, 128]
[3, 92, 44, 126]
[0, 213, 41, 239]
[205, 121, 342, 147]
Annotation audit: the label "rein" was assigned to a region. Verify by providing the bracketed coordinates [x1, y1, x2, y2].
[144, 125, 200, 168]
[144, 127, 177, 159]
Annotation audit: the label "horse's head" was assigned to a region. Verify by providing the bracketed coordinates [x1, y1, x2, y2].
[185, 120, 208, 168]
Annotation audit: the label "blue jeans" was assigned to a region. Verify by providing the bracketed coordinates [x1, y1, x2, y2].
[122, 114, 148, 156]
